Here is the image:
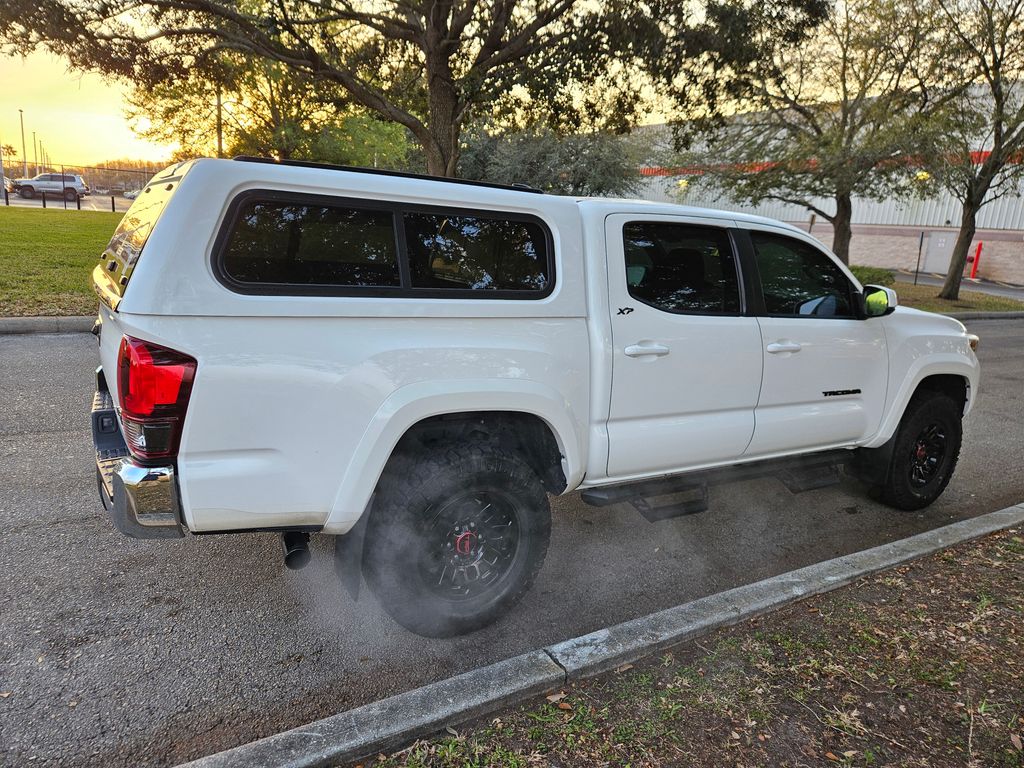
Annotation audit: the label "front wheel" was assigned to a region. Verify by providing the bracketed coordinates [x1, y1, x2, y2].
[361, 442, 551, 637]
[19, 186, 34, 199]
[869, 391, 963, 511]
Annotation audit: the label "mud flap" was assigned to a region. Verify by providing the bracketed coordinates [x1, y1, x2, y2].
[333, 495, 373, 600]
[849, 433, 898, 490]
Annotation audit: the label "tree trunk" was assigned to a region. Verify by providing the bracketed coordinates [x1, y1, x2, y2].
[831, 192, 853, 264]
[422, 43, 462, 177]
[423, 137, 459, 177]
[939, 197, 979, 300]
[939, 163, 999, 301]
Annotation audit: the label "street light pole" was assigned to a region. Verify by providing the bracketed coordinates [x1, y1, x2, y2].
[33, 131, 38, 176]
[0, 127, 6, 192]
[216, 83, 224, 158]
[19, 109, 28, 177]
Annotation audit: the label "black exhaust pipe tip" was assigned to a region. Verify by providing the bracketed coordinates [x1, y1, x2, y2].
[282, 531, 311, 570]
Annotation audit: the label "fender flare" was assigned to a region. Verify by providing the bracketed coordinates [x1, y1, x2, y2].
[863, 356, 978, 449]
[323, 379, 587, 533]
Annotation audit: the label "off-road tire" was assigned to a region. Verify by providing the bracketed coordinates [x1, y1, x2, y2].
[873, 392, 962, 511]
[362, 441, 551, 637]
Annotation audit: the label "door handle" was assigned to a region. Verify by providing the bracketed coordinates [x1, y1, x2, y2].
[766, 341, 802, 354]
[624, 343, 670, 358]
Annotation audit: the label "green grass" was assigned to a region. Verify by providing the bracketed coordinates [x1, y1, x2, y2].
[0, 207, 123, 316]
[850, 264, 1024, 313]
[891, 281, 1024, 314]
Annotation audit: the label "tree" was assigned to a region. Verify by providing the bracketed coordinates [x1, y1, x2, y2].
[0, 0, 834, 178]
[0, 144, 15, 177]
[932, 0, 1024, 300]
[125, 56, 409, 166]
[1, 0, 640, 177]
[667, 0, 961, 264]
[459, 124, 641, 196]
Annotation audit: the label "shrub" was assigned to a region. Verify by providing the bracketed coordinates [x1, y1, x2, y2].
[850, 265, 895, 286]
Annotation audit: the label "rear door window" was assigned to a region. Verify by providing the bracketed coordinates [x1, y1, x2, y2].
[622, 222, 741, 314]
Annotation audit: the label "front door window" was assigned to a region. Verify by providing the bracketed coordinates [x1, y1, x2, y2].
[751, 232, 856, 318]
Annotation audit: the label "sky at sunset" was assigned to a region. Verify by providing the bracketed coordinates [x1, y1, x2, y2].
[0, 52, 175, 168]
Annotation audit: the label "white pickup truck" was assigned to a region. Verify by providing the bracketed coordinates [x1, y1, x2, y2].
[91, 158, 980, 636]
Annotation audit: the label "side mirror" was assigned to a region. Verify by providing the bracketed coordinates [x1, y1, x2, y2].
[863, 285, 898, 317]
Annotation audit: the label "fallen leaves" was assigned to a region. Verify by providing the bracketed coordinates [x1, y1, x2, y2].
[1010, 733, 1023, 751]
[545, 691, 566, 704]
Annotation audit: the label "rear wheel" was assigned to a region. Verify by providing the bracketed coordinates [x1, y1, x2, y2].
[871, 392, 962, 511]
[362, 441, 551, 637]
[64, 188, 77, 202]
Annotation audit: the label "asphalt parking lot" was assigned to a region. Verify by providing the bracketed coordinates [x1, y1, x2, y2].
[1, 319, 1021, 768]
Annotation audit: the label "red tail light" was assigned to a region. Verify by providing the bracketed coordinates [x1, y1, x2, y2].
[117, 335, 196, 463]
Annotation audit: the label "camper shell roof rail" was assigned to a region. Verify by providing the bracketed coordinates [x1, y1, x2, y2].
[232, 155, 545, 195]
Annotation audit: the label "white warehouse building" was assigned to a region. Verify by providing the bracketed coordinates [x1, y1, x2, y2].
[637, 144, 1024, 285]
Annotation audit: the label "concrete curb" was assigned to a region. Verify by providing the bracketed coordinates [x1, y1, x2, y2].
[177, 503, 1024, 768]
[0, 316, 94, 335]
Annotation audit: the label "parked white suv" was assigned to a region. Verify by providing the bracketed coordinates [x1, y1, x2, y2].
[14, 172, 90, 201]
[90, 158, 980, 636]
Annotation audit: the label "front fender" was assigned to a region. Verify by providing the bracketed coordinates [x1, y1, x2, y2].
[863, 355, 979, 449]
[323, 379, 587, 533]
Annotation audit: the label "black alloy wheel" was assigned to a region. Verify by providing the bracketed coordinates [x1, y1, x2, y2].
[419, 489, 523, 602]
[360, 441, 551, 637]
[908, 423, 947, 489]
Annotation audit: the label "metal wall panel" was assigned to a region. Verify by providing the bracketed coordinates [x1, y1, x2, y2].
[639, 176, 1024, 231]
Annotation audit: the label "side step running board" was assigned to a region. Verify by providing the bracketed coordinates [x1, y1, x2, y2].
[778, 463, 841, 493]
[632, 483, 709, 522]
[581, 450, 850, 521]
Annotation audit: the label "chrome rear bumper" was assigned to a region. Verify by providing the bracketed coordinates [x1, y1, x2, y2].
[99, 460, 184, 539]
[93, 375, 184, 539]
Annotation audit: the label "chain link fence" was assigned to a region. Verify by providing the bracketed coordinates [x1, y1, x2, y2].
[1, 160, 158, 213]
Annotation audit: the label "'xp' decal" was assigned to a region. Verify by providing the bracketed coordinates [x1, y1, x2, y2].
[617, 307, 635, 315]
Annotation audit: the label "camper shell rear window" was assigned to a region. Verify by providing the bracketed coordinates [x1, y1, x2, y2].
[93, 164, 189, 306]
